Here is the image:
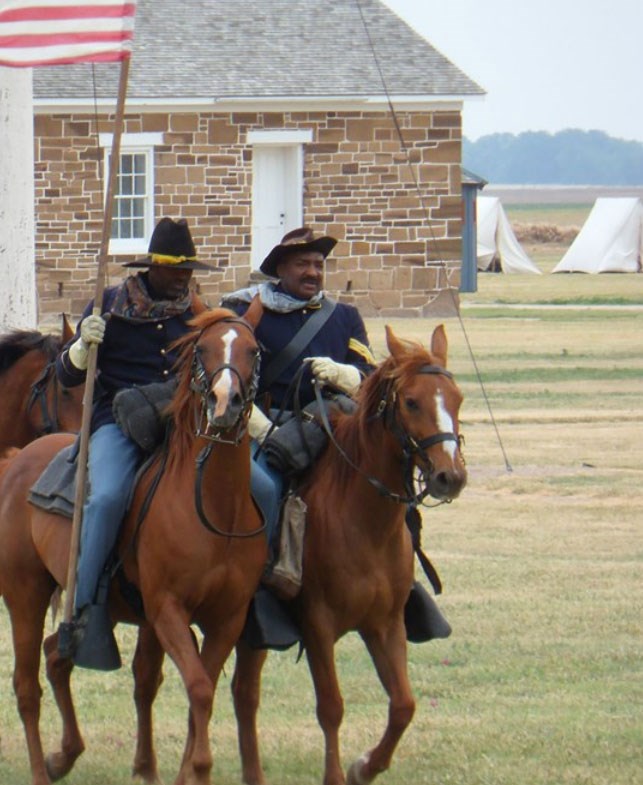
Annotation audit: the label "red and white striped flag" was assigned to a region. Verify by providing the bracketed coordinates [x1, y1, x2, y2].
[0, 0, 136, 67]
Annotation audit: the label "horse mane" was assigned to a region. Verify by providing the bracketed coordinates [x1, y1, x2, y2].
[327, 338, 437, 487]
[0, 330, 62, 375]
[165, 308, 241, 471]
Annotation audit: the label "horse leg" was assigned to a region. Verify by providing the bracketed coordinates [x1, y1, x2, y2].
[5, 587, 55, 785]
[42, 632, 85, 781]
[346, 625, 415, 785]
[231, 640, 269, 785]
[305, 626, 346, 785]
[173, 619, 249, 785]
[132, 624, 166, 784]
[151, 604, 217, 785]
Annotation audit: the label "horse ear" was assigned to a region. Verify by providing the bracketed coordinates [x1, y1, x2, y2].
[385, 325, 406, 360]
[430, 324, 448, 367]
[61, 313, 74, 343]
[190, 293, 209, 316]
[243, 295, 264, 330]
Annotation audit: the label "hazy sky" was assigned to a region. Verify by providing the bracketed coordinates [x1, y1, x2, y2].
[382, 0, 643, 143]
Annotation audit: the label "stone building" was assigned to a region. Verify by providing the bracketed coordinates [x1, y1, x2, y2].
[33, 0, 482, 325]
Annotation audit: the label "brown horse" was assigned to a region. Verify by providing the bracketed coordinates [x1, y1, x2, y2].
[230, 324, 467, 785]
[0, 314, 83, 452]
[0, 303, 267, 785]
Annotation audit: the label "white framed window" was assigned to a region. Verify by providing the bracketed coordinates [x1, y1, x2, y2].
[99, 132, 162, 255]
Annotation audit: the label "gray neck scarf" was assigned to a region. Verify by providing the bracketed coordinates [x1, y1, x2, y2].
[222, 281, 324, 313]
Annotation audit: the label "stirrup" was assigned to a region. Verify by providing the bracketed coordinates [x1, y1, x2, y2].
[404, 581, 452, 643]
[72, 602, 122, 671]
[241, 586, 302, 651]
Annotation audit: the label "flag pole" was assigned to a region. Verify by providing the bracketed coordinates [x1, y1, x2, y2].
[60, 55, 131, 641]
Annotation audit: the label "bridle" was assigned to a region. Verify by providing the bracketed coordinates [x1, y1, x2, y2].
[313, 361, 464, 596]
[190, 317, 265, 538]
[381, 364, 462, 503]
[128, 317, 265, 543]
[189, 317, 261, 446]
[27, 361, 61, 436]
[314, 363, 463, 507]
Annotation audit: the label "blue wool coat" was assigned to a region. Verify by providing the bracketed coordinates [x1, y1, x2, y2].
[57, 281, 200, 432]
[226, 296, 375, 410]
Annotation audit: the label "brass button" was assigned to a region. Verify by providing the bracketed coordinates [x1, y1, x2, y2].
[160, 348, 167, 356]
[162, 369, 169, 376]
[156, 323, 163, 330]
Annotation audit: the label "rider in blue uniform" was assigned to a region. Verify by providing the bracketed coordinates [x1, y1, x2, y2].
[222, 227, 375, 549]
[223, 227, 451, 646]
[57, 218, 211, 663]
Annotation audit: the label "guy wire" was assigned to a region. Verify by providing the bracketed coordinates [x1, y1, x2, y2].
[355, 0, 512, 472]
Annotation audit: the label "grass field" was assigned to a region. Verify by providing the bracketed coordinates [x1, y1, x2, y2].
[1, 221, 642, 784]
[504, 203, 593, 227]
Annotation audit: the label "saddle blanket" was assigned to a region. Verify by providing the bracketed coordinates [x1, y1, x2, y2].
[28, 442, 271, 528]
[28, 443, 77, 518]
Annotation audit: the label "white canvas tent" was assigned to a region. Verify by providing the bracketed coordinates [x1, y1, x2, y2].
[476, 196, 541, 274]
[552, 197, 643, 273]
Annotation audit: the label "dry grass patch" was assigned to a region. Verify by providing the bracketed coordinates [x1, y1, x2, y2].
[0, 303, 641, 785]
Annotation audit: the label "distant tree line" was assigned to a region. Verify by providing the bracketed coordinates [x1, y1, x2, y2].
[463, 129, 643, 185]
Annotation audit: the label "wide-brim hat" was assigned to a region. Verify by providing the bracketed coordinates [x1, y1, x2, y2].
[124, 217, 213, 270]
[259, 227, 337, 278]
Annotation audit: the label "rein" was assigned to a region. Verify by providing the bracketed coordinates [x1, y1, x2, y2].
[189, 316, 264, 538]
[194, 443, 266, 538]
[27, 362, 59, 436]
[314, 363, 460, 507]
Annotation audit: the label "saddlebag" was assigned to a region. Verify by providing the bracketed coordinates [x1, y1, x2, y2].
[112, 379, 176, 452]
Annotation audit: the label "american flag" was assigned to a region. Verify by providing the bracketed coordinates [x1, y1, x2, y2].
[0, 0, 136, 67]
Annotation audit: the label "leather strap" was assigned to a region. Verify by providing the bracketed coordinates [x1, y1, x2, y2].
[262, 297, 337, 388]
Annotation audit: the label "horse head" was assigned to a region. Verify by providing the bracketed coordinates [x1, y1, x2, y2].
[374, 324, 467, 502]
[170, 304, 261, 446]
[0, 320, 83, 447]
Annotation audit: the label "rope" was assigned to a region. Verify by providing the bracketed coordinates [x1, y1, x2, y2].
[90, 64, 105, 208]
[354, 0, 512, 472]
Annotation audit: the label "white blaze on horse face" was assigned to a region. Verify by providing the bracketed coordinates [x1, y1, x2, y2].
[211, 328, 237, 417]
[435, 391, 457, 459]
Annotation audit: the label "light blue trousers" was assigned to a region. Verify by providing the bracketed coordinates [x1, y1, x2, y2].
[75, 423, 142, 610]
[250, 440, 284, 554]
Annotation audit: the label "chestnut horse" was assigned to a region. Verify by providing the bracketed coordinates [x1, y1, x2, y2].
[230, 324, 467, 785]
[0, 315, 83, 453]
[0, 304, 267, 785]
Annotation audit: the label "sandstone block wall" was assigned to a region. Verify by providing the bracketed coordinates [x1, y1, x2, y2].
[34, 109, 463, 327]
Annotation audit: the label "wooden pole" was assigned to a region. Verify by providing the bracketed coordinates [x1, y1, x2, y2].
[61, 56, 131, 630]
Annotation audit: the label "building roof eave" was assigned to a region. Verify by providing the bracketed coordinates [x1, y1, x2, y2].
[34, 94, 477, 115]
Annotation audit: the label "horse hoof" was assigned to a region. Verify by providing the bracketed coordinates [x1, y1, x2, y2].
[45, 751, 79, 782]
[132, 771, 164, 785]
[346, 753, 371, 785]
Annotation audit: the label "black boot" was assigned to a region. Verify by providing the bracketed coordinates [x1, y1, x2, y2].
[404, 581, 452, 643]
[61, 572, 122, 671]
[241, 586, 302, 651]
[72, 601, 122, 671]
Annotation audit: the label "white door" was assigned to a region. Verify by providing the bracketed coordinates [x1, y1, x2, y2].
[251, 145, 303, 270]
